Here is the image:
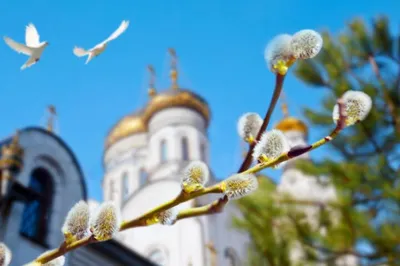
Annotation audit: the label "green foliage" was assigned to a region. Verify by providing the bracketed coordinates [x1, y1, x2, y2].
[234, 16, 400, 265]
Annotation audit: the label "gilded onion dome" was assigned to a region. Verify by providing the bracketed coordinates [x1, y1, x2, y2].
[105, 111, 147, 149]
[274, 94, 308, 136]
[142, 88, 210, 125]
[275, 117, 308, 135]
[104, 49, 210, 150]
[142, 48, 210, 124]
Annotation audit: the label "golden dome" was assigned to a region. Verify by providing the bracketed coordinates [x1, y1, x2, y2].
[142, 89, 210, 125]
[275, 117, 308, 135]
[105, 49, 210, 150]
[104, 89, 210, 149]
[105, 113, 147, 149]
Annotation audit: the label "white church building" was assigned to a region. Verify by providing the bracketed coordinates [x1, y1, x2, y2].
[0, 49, 351, 266]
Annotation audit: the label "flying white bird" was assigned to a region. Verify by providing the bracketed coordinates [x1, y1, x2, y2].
[73, 20, 129, 64]
[3, 23, 49, 70]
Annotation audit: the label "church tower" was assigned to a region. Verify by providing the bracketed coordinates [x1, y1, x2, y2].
[143, 48, 210, 180]
[274, 95, 311, 196]
[102, 49, 212, 266]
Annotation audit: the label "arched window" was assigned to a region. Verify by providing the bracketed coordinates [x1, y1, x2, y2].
[122, 172, 129, 201]
[139, 168, 147, 187]
[224, 247, 239, 266]
[160, 139, 167, 163]
[200, 143, 206, 162]
[20, 168, 53, 245]
[181, 137, 189, 161]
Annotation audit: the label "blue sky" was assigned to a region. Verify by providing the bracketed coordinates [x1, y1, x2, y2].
[0, 0, 398, 201]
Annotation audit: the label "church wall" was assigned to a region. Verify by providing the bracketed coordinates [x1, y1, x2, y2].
[122, 180, 200, 265]
[122, 180, 183, 222]
[103, 132, 148, 166]
[178, 218, 207, 266]
[103, 134, 149, 206]
[146, 125, 208, 179]
[103, 155, 148, 208]
[119, 216, 205, 266]
[3, 129, 86, 266]
[146, 163, 182, 182]
[211, 203, 250, 266]
[146, 126, 179, 173]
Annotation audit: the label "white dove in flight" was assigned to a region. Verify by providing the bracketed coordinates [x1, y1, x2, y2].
[3, 23, 49, 70]
[73, 20, 129, 64]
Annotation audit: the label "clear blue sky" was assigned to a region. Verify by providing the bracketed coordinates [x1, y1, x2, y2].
[0, 0, 398, 201]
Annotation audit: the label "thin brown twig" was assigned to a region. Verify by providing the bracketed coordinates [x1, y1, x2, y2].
[183, 73, 287, 222]
[36, 235, 97, 264]
[238, 74, 286, 172]
[172, 99, 348, 224]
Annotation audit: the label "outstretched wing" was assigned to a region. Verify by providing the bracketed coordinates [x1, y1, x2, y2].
[21, 56, 37, 70]
[4, 36, 32, 55]
[100, 20, 129, 45]
[25, 23, 40, 47]
[73, 46, 89, 57]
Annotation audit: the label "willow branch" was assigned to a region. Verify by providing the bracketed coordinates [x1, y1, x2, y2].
[26, 95, 348, 265]
[179, 73, 287, 221]
[175, 196, 229, 221]
[30, 74, 289, 264]
[36, 235, 97, 264]
[119, 184, 224, 230]
[242, 98, 347, 175]
[27, 185, 223, 264]
[172, 98, 347, 223]
[238, 74, 286, 172]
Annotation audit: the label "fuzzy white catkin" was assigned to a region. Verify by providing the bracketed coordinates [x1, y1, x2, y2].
[252, 130, 290, 163]
[0, 243, 11, 266]
[332, 90, 372, 126]
[237, 113, 263, 141]
[264, 34, 293, 72]
[158, 208, 178, 225]
[290, 29, 323, 59]
[90, 202, 121, 241]
[62, 201, 90, 240]
[181, 161, 209, 189]
[224, 174, 259, 200]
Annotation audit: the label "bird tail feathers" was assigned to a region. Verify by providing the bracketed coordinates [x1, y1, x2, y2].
[73, 46, 89, 57]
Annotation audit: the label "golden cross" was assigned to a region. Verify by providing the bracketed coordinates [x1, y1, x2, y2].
[281, 90, 289, 118]
[168, 48, 179, 90]
[47, 105, 57, 132]
[147, 64, 157, 97]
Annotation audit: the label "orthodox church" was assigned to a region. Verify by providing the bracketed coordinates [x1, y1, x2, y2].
[0, 48, 348, 266]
